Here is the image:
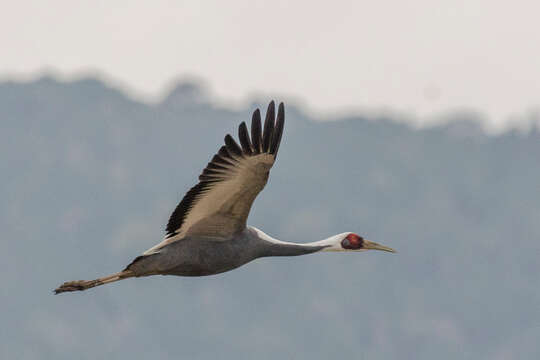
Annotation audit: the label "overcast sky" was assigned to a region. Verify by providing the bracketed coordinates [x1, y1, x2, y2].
[1, 0, 539, 130]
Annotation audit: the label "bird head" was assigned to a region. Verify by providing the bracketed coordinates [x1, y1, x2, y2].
[324, 233, 396, 253]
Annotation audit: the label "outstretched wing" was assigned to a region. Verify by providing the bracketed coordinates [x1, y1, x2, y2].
[143, 101, 285, 255]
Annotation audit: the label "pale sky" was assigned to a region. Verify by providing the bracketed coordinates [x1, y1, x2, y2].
[1, 0, 539, 130]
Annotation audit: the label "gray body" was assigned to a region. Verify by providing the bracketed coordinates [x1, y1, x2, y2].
[128, 227, 326, 277]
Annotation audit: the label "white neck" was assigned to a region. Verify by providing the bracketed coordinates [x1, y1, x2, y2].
[250, 226, 348, 253]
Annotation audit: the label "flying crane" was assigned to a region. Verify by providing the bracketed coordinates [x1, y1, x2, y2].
[55, 101, 395, 294]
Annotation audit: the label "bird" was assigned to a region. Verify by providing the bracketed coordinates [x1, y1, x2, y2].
[54, 101, 395, 294]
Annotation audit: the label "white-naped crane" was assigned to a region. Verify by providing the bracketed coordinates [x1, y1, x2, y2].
[55, 101, 395, 294]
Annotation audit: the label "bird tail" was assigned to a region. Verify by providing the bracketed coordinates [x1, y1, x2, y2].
[54, 270, 134, 294]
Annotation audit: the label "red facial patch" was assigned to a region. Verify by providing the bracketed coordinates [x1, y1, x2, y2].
[342, 233, 364, 249]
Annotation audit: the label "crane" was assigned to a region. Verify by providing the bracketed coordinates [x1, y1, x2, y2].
[54, 101, 395, 294]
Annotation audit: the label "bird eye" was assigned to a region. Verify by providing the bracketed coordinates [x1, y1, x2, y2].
[342, 234, 363, 249]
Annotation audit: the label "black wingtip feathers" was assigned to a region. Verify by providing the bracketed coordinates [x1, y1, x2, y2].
[262, 101, 276, 152]
[270, 102, 285, 155]
[251, 109, 262, 154]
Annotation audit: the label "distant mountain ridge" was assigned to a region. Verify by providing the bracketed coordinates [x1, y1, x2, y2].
[1, 75, 539, 360]
[5, 74, 538, 135]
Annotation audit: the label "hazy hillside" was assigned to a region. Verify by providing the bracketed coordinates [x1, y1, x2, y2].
[1, 76, 539, 359]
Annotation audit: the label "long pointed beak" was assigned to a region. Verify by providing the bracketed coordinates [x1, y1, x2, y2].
[363, 240, 396, 253]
